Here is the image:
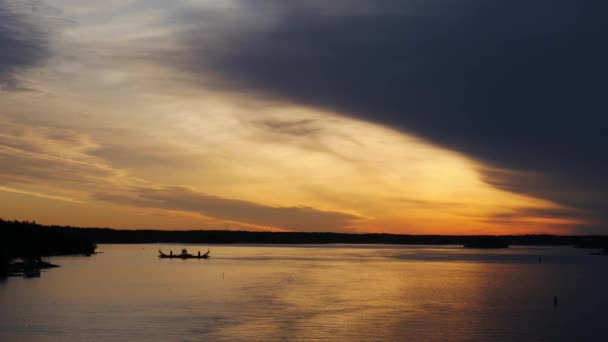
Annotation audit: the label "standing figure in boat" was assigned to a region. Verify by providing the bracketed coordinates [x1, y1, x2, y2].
[158, 248, 210, 259]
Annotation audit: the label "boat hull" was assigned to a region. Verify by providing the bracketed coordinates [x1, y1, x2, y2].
[158, 255, 209, 259]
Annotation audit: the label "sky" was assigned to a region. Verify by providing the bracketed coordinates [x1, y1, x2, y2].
[0, 0, 605, 234]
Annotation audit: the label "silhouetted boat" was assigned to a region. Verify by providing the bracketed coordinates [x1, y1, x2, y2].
[158, 249, 210, 259]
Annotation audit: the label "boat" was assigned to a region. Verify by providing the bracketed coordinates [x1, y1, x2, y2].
[158, 248, 210, 259]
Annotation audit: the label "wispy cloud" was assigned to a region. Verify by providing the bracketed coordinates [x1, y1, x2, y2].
[0, 120, 125, 195]
[0, 119, 361, 232]
[251, 118, 322, 137]
[95, 186, 361, 232]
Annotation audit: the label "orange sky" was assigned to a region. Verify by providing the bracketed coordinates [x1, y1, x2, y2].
[0, 0, 588, 234]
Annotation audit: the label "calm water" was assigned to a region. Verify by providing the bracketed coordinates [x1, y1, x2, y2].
[1, 244, 607, 341]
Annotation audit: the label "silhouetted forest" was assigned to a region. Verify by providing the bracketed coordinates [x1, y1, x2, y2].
[0, 219, 96, 276]
[79, 228, 596, 246]
[4, 219, 608, 247]
[3, 220, 607, 246]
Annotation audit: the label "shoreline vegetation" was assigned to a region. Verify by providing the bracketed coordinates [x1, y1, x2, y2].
[3, 219, 608, 276]
[1, 219, 96, 278]
[50, 227, 608, 248]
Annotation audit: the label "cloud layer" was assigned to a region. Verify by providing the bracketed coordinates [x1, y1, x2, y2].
[0, 0, 50, 88]
[95, 186, 361, 232]
[165, 0, 608, 228]
[1, 0, 602, 233]
[0, 120, 360, 232]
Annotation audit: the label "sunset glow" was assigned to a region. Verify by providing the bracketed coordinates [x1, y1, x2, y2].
[0, 0, 600, 234]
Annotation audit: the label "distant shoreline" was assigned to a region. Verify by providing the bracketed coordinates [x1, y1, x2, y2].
[3, 219, 608, 249]
[24, 225, 608, 248]
[4, 219, 608, 277]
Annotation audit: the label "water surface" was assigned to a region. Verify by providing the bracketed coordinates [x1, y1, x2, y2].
[1, 244, 607, 341]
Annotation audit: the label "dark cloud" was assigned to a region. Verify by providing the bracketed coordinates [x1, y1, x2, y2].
[489, 207, 589, 223]
[246, 116, 362, 162]
[482, 206, 598, 234]
[0, 0, 50, 89]
[168, 0, 608, 231]
[252, 118, 322, 137]
[95, 186, 361, 232]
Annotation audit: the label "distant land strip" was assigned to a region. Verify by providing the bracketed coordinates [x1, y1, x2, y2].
[2, 219, 608, 247]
